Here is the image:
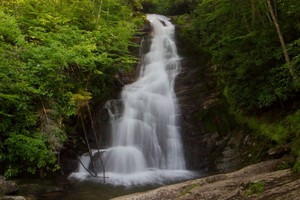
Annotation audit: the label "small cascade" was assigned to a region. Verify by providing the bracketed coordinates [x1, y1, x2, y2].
[69, 14, 196, 186]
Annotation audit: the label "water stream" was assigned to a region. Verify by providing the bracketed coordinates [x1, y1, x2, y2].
[69, 14, 196, 187]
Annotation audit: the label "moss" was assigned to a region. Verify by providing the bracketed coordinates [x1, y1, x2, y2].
[225, 88, 300, 166]
[199, 112, 218, 133]
[176, 184, 200, 198]
[292, 159, 300, 173]
[277, 156, 295, 170]
[245, 181, 266, 197]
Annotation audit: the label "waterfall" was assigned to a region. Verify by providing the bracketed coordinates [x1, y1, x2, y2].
[69, 14, 195, 186]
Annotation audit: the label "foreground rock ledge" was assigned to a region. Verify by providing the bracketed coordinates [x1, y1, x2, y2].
[113, 159, 300, 200]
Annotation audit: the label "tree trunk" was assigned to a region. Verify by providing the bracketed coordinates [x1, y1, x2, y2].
[96, 0, 103, 25]
[266, 0, 297, 80]
[251, 0, 256, 26]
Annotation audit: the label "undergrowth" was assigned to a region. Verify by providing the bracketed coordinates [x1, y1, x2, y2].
[224, 87, 300, 172]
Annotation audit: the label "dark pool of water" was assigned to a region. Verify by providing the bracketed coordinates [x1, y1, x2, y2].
[16, 171, 206, 200]
[16, 178, 186, 200]
[42, 182, 160, 200]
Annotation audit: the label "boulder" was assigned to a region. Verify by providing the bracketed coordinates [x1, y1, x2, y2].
[0, 177, 18, 195]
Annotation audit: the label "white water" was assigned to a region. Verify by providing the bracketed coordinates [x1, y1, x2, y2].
[69, 14, 196, 186]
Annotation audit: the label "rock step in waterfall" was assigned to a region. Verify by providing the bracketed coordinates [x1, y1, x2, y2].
[69, 14, 196, 186]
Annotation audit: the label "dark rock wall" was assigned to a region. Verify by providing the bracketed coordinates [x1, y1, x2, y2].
[174, 26, 267, 173]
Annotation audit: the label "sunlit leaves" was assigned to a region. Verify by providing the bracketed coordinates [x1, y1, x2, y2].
[0, 10, 24, 45]
[5, 133, 57, 175]
[0, 0, 142, 177]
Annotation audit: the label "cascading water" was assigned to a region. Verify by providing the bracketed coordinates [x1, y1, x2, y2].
[69, 14, 195, 186]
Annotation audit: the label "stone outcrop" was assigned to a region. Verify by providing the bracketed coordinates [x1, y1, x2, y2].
[112, 159, 300, 200]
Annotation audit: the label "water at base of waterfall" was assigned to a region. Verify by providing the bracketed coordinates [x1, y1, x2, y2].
[69, 169, 197, 187]
[69, 14, 197, 186]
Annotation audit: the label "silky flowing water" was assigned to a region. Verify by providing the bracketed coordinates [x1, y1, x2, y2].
[66, 14, 197, 198]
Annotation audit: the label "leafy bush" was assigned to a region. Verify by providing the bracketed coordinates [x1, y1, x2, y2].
[293, 159, 300, 173]
[0, 11, 24, 45]
[4, 133, 57, 177]
[0, 0, 143, 177]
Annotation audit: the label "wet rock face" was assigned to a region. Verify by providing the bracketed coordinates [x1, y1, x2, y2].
[117, 31, 152, 86]
[174, 36, 266, 173]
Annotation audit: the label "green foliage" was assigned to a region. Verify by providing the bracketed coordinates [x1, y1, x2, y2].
[293, 159, 300, 173]
[168, 0, 300, 172]
[191, 0, 300, 112]
[225, 83, 300, 169]
[159, 0, 300, 172]
[289, 110, 300, 172]
[277, 158, 294, 170]
[4, 133, 57, 176]
[0, 0, 143, 177]
[225, 103, 299, 144]
[140, 0, 197, 15]
[172, 14, 203, 55]
[140, 0, 158, 13]
[245, 181, 266, 196]
[0, 11, 24, 45]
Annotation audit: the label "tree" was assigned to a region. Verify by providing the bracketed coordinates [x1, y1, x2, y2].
[266, 0, 297, 80]
[190, 0, 299, 112]
[0, 0, 143, 177]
